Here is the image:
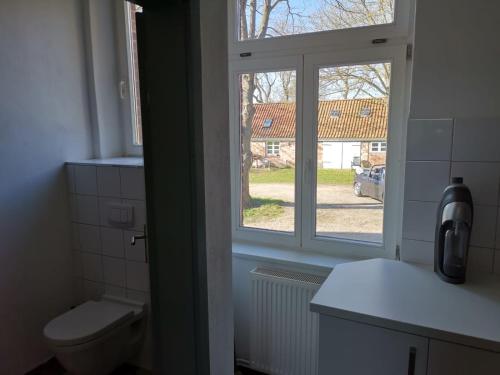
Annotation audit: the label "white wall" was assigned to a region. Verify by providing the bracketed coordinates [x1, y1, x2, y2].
[0, 1, 93, 373]
[401, 0, 500, 269]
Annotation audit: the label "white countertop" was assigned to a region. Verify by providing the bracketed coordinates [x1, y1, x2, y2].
[311, 258, 500, 352]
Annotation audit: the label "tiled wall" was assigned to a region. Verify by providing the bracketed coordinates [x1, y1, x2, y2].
[402, 119, 500, 275]
[66, 161, 151, 368]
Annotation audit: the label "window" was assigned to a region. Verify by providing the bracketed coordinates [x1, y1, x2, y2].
[371, 142, 387, 152]
[266, 141, 280, 156]
[237, 0, 395, 41]
[124, 2, 143, 147]
[229, 0, 411, 257]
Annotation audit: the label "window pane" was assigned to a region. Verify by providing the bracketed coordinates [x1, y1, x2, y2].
[315, 62, 391, 244]
[126, 3, 143, 145]
[238, 0, 394, 41]
[239, 71, 296, 233]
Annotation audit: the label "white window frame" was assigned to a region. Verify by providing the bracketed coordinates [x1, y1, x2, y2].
[266, 141, 281, 156]
[115, 1, 143, 156]
[228, 0, 413, 258]
[228, 0, 413, 58]
[229, 55, 303, 248]
[371, 141, 388, 152]
[302, 45, 407, 258]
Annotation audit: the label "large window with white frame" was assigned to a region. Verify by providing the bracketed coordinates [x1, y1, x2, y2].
[229, 0, 412, 258]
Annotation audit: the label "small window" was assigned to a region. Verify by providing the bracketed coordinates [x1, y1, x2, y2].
[360, 107, 371, 117]
[330, 109, 341, 118]
[371, 142, 387, 152]
[263, 118, 273, 128]
[266, 141, 280, 156]
[125, 3, 143, 146]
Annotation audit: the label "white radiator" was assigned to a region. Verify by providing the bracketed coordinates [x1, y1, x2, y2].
[249, 267, 325, 375]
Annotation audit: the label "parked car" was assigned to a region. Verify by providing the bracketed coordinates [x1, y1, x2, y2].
[353, 165, 385, 202]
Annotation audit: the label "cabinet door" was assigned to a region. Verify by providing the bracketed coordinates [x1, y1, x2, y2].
[427, 339, 500, 375]
[318, 315, 428, 375]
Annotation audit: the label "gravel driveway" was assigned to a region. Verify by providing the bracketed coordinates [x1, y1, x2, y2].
[246, 183, 383, 243]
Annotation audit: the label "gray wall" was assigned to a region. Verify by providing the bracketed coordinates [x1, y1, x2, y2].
[199, 0, 233, 373]
[0, 1, 93, 373]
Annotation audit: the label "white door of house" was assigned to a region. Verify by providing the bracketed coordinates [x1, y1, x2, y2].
[323, 142, 361, 169]
[322, 142, 342, 168]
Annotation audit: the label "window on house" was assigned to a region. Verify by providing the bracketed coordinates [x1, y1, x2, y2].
[229, 0, 410, 257]
[266, 141, 280, 156]
[124, 2, 143, 146]
[371, 142, 387, 152]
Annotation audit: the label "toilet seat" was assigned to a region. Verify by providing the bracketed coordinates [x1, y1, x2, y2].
[44, 297, 144, 347]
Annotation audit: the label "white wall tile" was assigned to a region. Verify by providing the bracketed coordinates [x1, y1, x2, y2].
[98, 197, 122, 227]
[74, 165, 97, 195]
[82, 253, 103, 282]
[470, 205, 497, 249]
[405, 161, 450, 202]
[450, 162, 500, 206]
[73, 251, 83, 278]
[66, 164, 76, 193]
[120, 167, 145, 200]
[83, 280, 104, 301]
[97, 167, 121, 198]
[75, 195, 100, 225]
[468, 247, 494, 274]
[71, 223, 80, 250]
[124, 199, 147, 231]
[401, 239, 434, 265]
[78, 224, 101, 254]
[101, 227, 124, 258]
[69, 194, 78, 222]
[124, 230, 146, 262]
[73, 278, 85, 306]
[403, 201, 438, 242]
[105, 284, 126, 298]
[126, 289, 149, 303]
[126, 262, 150, 292]
[452, 118, 500, 162]
[103, 257, 126, 287]
[407, 119, 453, 161]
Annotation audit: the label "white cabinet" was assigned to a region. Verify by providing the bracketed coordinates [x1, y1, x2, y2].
[427, 340, 500, 375]
[318, 316, 429, 375]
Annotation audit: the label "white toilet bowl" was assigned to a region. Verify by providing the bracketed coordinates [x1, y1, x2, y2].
[43, 295, 146, 375]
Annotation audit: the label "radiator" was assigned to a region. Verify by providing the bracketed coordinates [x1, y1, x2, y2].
[249, 267, 326, 375]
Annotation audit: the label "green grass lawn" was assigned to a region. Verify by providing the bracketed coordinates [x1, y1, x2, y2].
[243, 197, 285, 221]
[249, 168, 355, 185]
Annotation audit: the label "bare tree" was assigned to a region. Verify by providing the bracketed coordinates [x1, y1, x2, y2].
[239, 0, 300, 213]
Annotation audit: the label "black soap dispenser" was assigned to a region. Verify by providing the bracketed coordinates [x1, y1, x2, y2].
[434, 177, 473, 284]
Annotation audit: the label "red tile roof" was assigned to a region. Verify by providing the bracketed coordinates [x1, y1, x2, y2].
[251, 98, 388, 141]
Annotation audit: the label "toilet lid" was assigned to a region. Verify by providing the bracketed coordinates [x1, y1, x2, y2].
[44, 300, 136, 347]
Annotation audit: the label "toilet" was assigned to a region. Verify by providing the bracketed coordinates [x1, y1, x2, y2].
[43, 295, 146, 375]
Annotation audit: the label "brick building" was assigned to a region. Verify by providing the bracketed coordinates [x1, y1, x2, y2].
[250, 98, 388, 169]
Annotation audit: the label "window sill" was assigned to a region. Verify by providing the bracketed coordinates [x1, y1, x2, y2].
[66, 157, 143, 167]
[232, 241, 358, 271]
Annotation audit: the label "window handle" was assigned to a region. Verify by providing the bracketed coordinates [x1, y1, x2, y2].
[119, 80, 128, 99]
[407, 346, 416, 375]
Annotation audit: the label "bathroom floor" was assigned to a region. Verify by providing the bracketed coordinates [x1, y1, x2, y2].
[29, 358, 266, 375]
[27, 358, 151, 375]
